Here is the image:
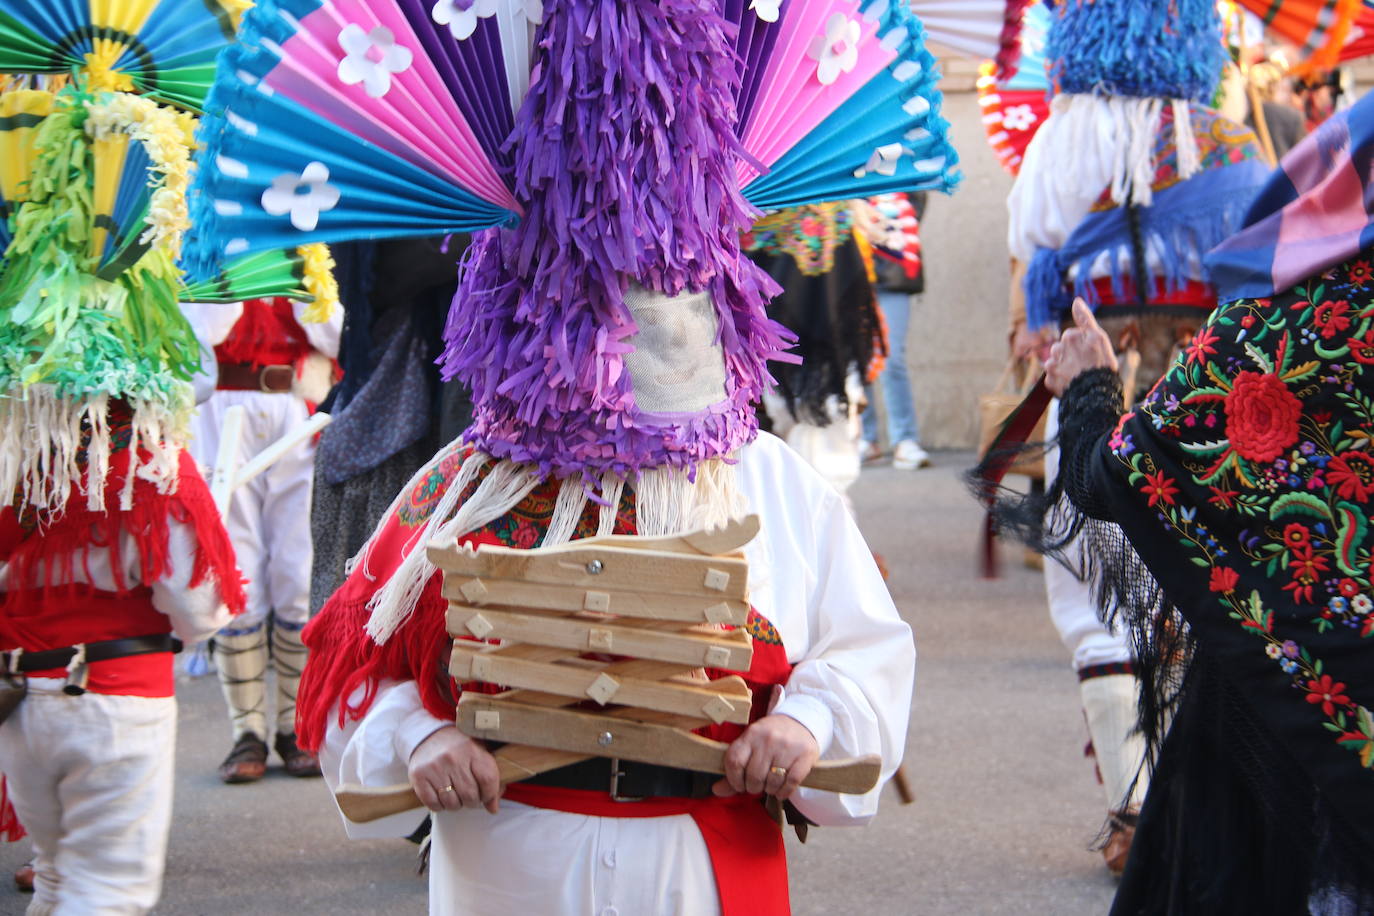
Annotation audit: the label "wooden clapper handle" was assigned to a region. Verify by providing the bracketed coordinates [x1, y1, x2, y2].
[334, 753, 882, 824]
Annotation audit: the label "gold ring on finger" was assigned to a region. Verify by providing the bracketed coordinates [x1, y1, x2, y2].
[441, 785, 455, 793]
[769, 766, 787, 778]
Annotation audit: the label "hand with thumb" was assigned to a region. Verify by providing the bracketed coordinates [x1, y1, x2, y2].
[1044, 298, 1118, 396]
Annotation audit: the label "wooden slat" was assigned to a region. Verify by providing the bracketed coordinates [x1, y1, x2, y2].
[457, 697, 884, 795]
[439, 577, 749, 624]
[446, 606, 753, 669]
[449, 646, 752, 725]
[427, 542, 749, 601]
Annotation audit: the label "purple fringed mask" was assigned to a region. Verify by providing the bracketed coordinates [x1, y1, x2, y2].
[438, 0, 792, 480]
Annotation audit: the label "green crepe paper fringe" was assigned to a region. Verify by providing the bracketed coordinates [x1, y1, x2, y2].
[0, 81, 198, 511]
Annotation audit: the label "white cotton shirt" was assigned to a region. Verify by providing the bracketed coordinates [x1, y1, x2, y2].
[320, 432, 914, 914]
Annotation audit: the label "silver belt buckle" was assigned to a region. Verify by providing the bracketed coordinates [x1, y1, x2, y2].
[607, 758, 643, 802]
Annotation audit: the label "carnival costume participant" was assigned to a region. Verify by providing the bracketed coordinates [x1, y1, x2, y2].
[1002, 0, 1271, 871]
[745, 202, 885, 501]
[1030, 95, 1374, 914]
[0, 81, 245, 913]
[187, 296, 341, 783]
[857, 192, 932, 470]
[182, 0, 961, 911]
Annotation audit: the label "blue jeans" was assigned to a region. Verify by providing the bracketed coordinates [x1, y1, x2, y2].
[862, 289, 920, 444]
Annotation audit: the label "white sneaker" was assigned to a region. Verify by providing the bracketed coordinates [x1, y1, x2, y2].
[858, 440, 881, 464]
[891, 440, 931, 470]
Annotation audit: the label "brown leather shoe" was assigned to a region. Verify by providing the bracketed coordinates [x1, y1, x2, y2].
[1102, 811, 1138, 877]
[219, 733, 268, 784]
[275, 732, 322, 778]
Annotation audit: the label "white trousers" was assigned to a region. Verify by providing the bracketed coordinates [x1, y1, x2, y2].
[190, 390, 314, 629]
[1043, 400, 1133, 671]
[0, 680, 176, 915]
[429, 801, 720, 916]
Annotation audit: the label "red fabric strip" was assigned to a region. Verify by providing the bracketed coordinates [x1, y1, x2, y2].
[26, 652, 174, 698]
[503, 783, 789, 916]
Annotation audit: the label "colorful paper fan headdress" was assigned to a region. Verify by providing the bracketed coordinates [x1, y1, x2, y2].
[0, 75, 340, 514]
[185, 0, 961, 479]
[183, 0, 961, 640]
[0, 0, 250, 112]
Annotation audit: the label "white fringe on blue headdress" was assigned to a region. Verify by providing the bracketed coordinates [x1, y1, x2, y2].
[1037, 94, 1201, 208]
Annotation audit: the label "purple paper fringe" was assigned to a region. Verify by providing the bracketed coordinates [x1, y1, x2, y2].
[439, 0, 792, 480]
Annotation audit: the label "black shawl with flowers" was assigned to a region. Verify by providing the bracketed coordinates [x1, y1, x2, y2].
[1051, 250, 1374, 913]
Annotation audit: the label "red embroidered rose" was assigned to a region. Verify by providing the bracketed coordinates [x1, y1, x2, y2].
[1305, 674, 1351, 717]
[512, 520, 539, 549]
[1312, 300, 1351, 339]
[1224, 372, 1302, 463]
[1327, 451, 1374, 501]
[1141, 469, 1179, 507]
[1209, 566, 1239, 593]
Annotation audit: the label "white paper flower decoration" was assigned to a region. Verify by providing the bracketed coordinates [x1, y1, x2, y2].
[433, 0, 499, 40]
[808, 14, 861, 86]
[522, 0, 544, 24]
[1002, 104, 1037, 132]
[749, 0, 781, 22]
[337, 24, 413, 98]
[262, 162, 341, 231]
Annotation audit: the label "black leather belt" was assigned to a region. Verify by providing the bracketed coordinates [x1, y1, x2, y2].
[4, 634, 183, 673]
[525, 757, 716, 801]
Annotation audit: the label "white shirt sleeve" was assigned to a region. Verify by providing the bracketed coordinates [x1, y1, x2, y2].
[737, 434, 916, 827]
[319, 681, 451, 838]
[146, 518, 235, 644]
[181, 301, 245, 348]
[292, 299, 344, 359]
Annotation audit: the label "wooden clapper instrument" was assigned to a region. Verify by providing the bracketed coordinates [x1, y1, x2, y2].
[335, 515, 881, 823]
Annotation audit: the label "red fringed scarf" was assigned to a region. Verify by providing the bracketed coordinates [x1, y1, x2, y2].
[1, 447, 245, 620]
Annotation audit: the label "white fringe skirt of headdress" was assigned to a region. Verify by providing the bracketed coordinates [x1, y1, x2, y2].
[0, 386, 186, 515]
[361, 447, 746, 644]
[1038, 94, 1202, 208]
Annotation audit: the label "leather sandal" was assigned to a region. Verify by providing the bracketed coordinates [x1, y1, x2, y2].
[275, 732, 322, 778]
[218, 733, 269, 784]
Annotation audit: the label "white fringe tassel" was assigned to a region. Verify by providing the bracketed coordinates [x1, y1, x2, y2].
[1044, 94, 1200, 209]
[364, 454, 542, 644]
[0, 386, 185, 515]
[361, 449, 745, 645]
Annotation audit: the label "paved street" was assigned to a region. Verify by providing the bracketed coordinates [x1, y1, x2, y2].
[1, 453, 1118, 915]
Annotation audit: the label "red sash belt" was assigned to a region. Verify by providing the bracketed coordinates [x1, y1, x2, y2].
[503, 783, 790, 916]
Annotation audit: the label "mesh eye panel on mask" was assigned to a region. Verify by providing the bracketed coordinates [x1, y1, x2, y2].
[621, 286, 728, 416]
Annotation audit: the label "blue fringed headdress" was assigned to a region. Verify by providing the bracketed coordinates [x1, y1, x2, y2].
[1048, 0, 1227, 102]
